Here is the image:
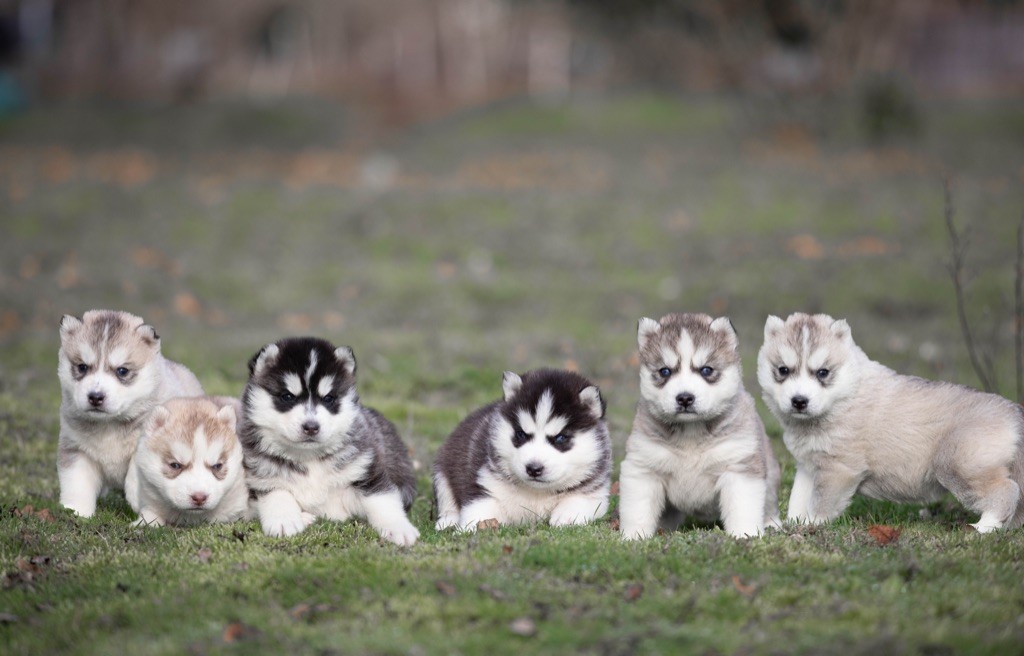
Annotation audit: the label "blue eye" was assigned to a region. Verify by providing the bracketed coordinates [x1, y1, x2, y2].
[552, 434, 568, 445]
[116, 367, 130, 377]
[816, 368, 830, 380]
[322, 394, 336, 404]
[168, 462, 182, 470]
[210, 463, 223, 472]
[658, 367, 672, 379]
[699, 366, 714, 378]
[280, 391, 295, 402]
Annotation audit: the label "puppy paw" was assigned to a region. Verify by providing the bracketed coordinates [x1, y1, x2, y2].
[378, 520, 420, 546]
[62, 501, 96, 518]
[261, 514, 309, 537]
[620, 527, 653, 541]
[550, 509, 592, 527]
[132, 513, 165, 528]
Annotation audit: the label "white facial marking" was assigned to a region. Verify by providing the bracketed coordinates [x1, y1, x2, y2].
[108, 347, 128, 368]
[284, 373, 302, 397]
[317, 376, 335, 398]
[305, 350, 318, 389]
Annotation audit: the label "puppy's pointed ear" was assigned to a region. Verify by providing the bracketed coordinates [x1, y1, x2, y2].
[502, 371, 522, 402]
[59, 315, 82, 341]
[637, 317, 660, 348]
[764, 315, 785, 340]
[710, 316, 738, 347]
[215, 403, 237, 434]
[148, 405, 171, 433]
[334, 346, 357, 377]
[830, 319, 852, 341]
[136, 323, 160, 347]
[579, 385, 605, 420]
[248, 343, 279, 377]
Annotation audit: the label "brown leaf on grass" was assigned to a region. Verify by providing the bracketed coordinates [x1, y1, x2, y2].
[174, 292, 202, 319]
[479, 584, 508, 601]
[610, 481, 620, 495]
[288, 603, 311, 620]
[435, 580, 457, 597]
[196, 548, 213, 564]
[476, 518, 500, 531]
[509, 617, 537, 637]
[222, 622, 260, 643]
[624, 584, 644, 601]
[786, 234, 825, 260]
[731, 575, 757, 598]
[867, 524, 902, 546]
[502, 544, 513, 554]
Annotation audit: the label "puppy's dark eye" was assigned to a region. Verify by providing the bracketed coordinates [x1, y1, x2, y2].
[168, 462, 182, 470]
[778, 366, 790, 377]
[550, 433, 570, 446]
[280, 391, 295, 402]
[816, 368, 830, 380]
[658, 367, 672, 379]
[76, 363, 89, 374]
[116, 367, 130, 378]
[512, 429, 530, 447]
[210, 462, 223, 472]
[322, 394, 336, 404]
[699, 366, 714, 378]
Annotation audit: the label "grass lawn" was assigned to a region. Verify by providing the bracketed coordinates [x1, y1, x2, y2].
[1, 93, 1024, 654]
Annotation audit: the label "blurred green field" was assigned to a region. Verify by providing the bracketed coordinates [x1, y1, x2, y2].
[1, 93, 1023, 655]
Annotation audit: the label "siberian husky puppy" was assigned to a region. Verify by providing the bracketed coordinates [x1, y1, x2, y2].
[619, 313, 780, 539]
[57, 310, 204, 517]
[126, 396, 249, 526]
[433, 369, 612, 531]
[758, 312, 1024, 532]
[240, 337, 419, 545]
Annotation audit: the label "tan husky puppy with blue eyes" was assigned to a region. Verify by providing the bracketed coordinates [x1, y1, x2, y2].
[619, 313, 780, 539]
[758, 312, 1024, 532]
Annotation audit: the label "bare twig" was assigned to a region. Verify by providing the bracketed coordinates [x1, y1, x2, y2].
[943, 178, 994, 392]
[1016, 212, 1024, 403]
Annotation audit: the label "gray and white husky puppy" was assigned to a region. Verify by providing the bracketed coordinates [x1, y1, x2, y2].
[240, 337, 419, 545]
[758, 312, 1024, 532]
[433, 368, 612, 531]
[57, 310, 204, 517]
[619, 313, 780, 539]
[126, 396, 250, 527]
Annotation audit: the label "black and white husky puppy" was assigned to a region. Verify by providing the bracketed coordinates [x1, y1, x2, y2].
[433, 368, 612, 531]
[240, 337, 419, 545]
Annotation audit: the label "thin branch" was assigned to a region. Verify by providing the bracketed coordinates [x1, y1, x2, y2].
[943, 178, 993, 392]
[1016, 211, 1024, 403]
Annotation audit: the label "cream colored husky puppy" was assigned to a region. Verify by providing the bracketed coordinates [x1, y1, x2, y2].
[126, 396, 250, 526]
[758, 312, 1024, 532]
[57, 310, 204, 517]
[619, 313, 780, 539]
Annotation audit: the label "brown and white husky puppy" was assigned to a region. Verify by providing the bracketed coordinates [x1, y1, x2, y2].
[126, 396, 250, 526]
[57, 310, 204, 517]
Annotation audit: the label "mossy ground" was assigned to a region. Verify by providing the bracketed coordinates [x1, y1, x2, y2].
[1, 93, 1023, 655]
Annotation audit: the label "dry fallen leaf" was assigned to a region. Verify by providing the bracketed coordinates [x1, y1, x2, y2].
[731, 575, 757, 598]
[477, 518, 500, 531]
[502, 544, 513, 554]
[435, 580, 457, 597]
[288, 603, 311, 620]
[867, 524, 902, 546]
[222, 622, 260, 643]
[509, 617, 537, 637]
[624, 584, 644, 601]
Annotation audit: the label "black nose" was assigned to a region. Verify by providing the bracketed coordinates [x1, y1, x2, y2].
[525, 463, 544, 478]
[301, 421, 320, 437]
[791, 396, 809, 411]
[676, 392, 695, 408]
[87, 392, 105, 407]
